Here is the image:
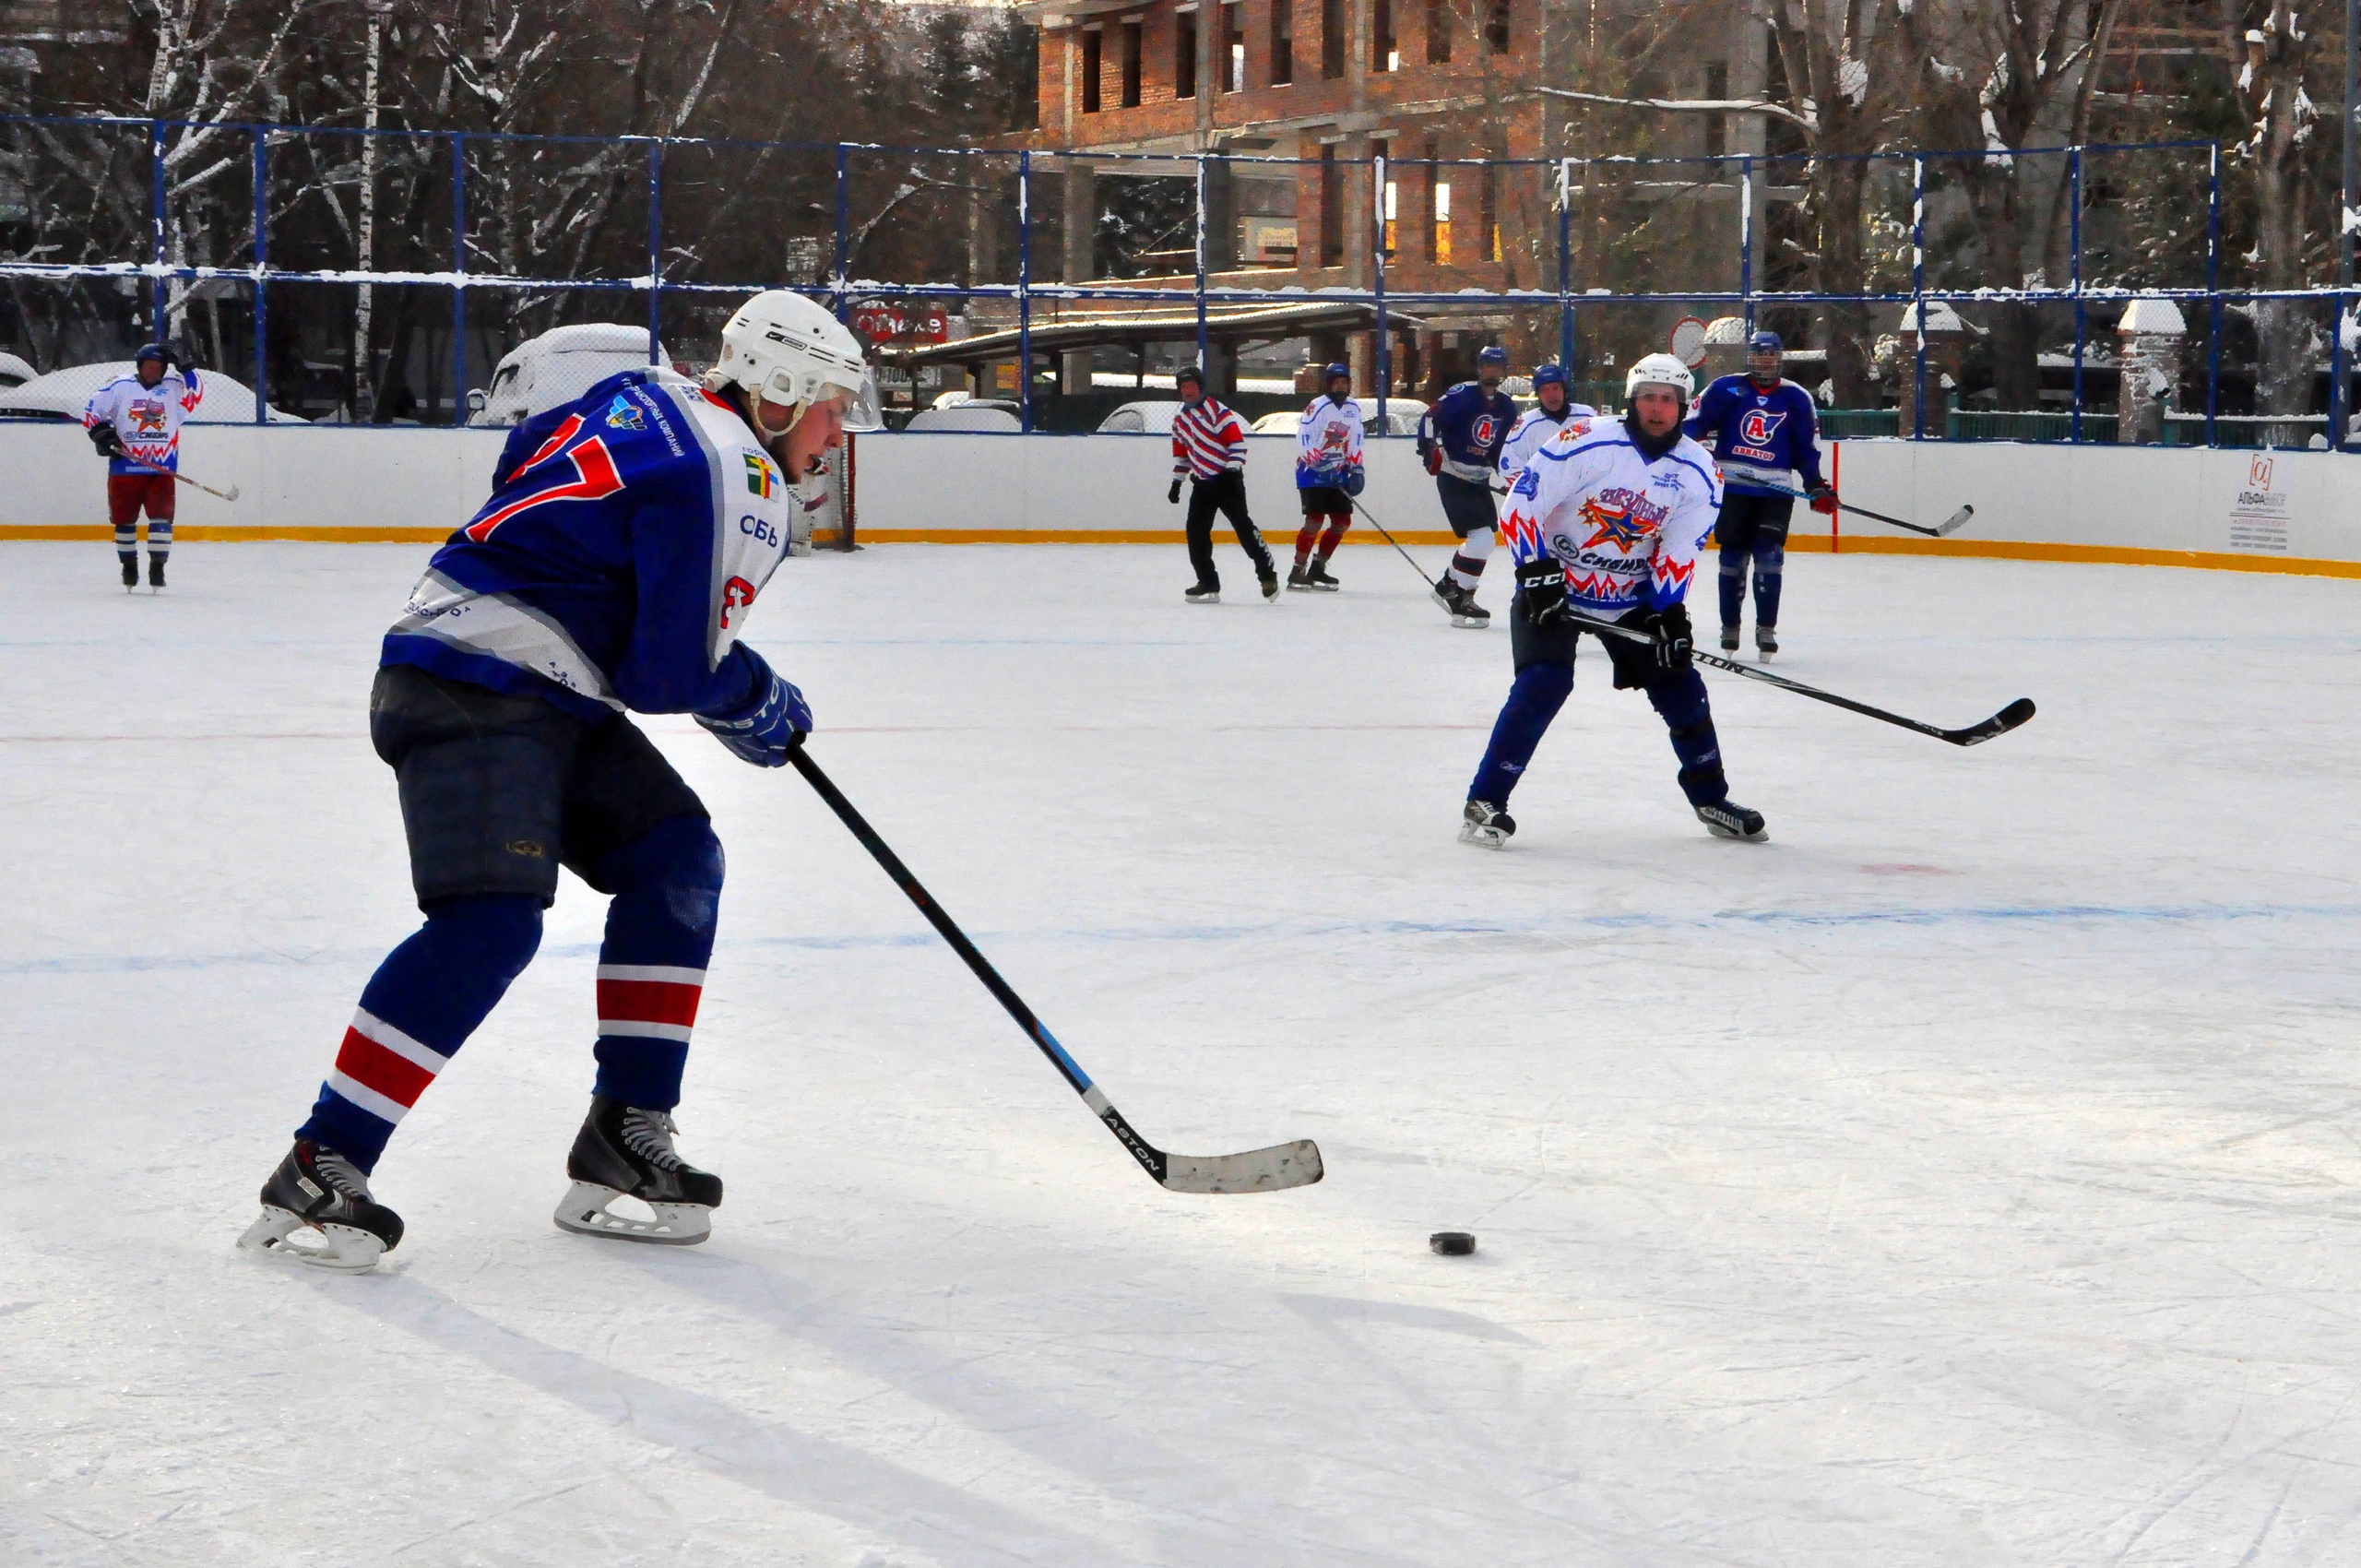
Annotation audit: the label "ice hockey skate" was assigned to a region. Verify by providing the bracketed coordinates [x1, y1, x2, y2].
[1287, 562, 1312, 590]
[237, 1138, 405, 1274]
[1184, 581, 1220, 604]
[1721, 624, 1740, 653]
[1259, 570, 1281, 602]
[148, 555, 166, 592]
[120, 557, 137, 590]
[1305, 556, 1341, 591]
[1695, 800, 1768, 842]
[1430, 576, 1489, 628]
[552, 1095, 723, 1245]
[1459, 798, 1515, 849]
[1756, 625, 1777, 660]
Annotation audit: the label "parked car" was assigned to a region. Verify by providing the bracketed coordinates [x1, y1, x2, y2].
[1251, 404, 1420, 437]
[0, 362, 303, 423]
[0, 351, 34, 391]
[469, 323, 672, 427]
[1250, 410, 1302, 435]
[1096, 399, 1185, 434]
[903, 399, 1021, 433]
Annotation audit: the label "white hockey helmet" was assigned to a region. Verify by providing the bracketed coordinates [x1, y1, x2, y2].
[1623, 352, 1695, 406]
[706, 290, 883, 437]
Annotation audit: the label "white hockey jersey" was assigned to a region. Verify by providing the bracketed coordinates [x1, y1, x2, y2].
[1295, 394, 1364, 488]
[83, 367, 204, 475]
[1496, 402, 1599, 482]
[1498, 416, 1722, 615]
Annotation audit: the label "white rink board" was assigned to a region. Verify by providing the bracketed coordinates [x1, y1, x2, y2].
[5, 541, 2361, 1564]
[7, 421, 2361, 564]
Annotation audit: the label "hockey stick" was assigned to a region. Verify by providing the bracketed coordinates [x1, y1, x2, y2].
[121, 446, 240, 503]
[789, 749, 1323, 1194]
[1754, 481, 1969, 538]
[1347, 496, 1445, 587]
[1557, 608, 2035, 747]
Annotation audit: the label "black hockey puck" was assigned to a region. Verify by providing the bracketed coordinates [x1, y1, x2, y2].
[1429, 1230, 1477, 1256]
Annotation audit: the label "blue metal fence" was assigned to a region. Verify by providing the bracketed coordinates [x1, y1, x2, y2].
[0, 113, 2349, 447]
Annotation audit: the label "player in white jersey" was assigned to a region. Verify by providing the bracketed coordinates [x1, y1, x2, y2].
[1459, 353, 1768, 848]
[1288, 363, 1363, 589]
[83, 342, 203, 591]
[1495, 362, 1596, 485]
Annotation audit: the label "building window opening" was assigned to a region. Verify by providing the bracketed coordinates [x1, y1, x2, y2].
[1486, 0, 1509, 53]
[1271, 0, 1293, 83]
[1081, 30, 1103, 113]
[1478, 162, 1500, 262]
[1383, 179, 1398, 255]
[1426, 0, 1452, 63]
[1433, 183, 1452, 265]
[1321, 0, 1345, 79]
[1319, 145, 1344, 266]
[1176, 8, 1198, 98]
[1224, 1, 1245, 90]
[1373, 0, 1395, 71]
[1702, 62, 1726, 157]
[1121, 20, 1144, 108]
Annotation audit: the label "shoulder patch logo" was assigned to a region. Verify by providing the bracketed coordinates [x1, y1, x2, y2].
[604, 393, 646, 432]
[743, 451, 778, 499]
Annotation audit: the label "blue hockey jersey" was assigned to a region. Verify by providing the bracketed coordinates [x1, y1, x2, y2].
[1418, 380, 1519, 483]
[381, 369, 800, 723]
[1683, 375, 1824, 496]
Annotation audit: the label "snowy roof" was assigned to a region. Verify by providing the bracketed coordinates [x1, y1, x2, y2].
[2117, 298, 2188, 336]
[0, 362, 303, 422]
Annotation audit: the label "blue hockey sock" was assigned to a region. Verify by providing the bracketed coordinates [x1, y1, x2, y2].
[1468, 661, 1573, 806]
[297, 893, 543, 1172]
[1647, 669, 1729, 806]
[590, 814, 724, 1111]
[1751, 532, 1786, 626]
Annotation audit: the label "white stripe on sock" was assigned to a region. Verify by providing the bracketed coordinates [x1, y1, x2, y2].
[596, 965, 707, 986]
[351, 1007, 452, 1073]
[596, 1021, 695, 1043]
[326, 1071, 410, 1125]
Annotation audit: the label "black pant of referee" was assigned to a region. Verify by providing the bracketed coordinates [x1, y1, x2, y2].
[1184, 469, 1276, 589]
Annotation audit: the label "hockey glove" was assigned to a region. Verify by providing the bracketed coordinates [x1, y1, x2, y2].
[1515, 557, 1570, 627]
[89, 423, 124, 459]
[696, 656, 811, 767]
[1168, 477, 1184, 505]
[1641, 602, 1694, 672]
[1342, 466, 1366, 498]
[1808, 482, 1840, 517]
[1422, 444, 1443, 477]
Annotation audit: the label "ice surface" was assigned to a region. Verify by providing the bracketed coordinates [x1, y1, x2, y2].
[5, 540, 2361, 1565]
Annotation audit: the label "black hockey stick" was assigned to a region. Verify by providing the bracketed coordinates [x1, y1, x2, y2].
[1756, 481, 1971, 538]
[1558, 609, 2035, 747]
[789, 749, 1323, 1194]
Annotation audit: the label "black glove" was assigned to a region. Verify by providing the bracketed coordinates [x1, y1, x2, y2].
[1641, 602, 1694, 672]
[89, 423, 124, 459]
[1168, 477, 1183, 505]
[1515, 557, 1569, 627]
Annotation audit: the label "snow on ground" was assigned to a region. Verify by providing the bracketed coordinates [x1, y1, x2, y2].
[5, 539, 2361, 1566]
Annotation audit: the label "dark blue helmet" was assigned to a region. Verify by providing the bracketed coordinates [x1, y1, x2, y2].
[1747, 330, 1784, 354]
[1175, 364, 1204, 389]
[133, 341, 172, 367]
[1322, 361, 1350, 385]
[1477, 345, 1509, 368]
[1530, 363, 1569, 389]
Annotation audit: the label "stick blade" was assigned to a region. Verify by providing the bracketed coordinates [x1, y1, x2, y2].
[1935, 504, 1973, 537]
[1943, 696, 2036, 746]
[223, 483, 242, 502]
[1160, 1138, 1324, 1194]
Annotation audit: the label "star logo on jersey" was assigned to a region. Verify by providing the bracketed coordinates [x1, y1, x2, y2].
[1738, 408, 1787, 446]
[130, 400, 168, 434]
[1577, 497, 1651, 552]
[743, 451, 777, 499]
[604, 393, 646, 432]
[1316, 424, 1349, 456]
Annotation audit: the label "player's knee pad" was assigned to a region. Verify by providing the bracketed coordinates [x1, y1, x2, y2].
[1755, 541, 1786, 576]
[419, 891, 545, 979]
[599, 813, 724, 920]
[1645, 669, 1713, 732]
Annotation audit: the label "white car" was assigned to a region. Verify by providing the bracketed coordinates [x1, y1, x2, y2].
[0, 351, 34, 391]
[1096, 400, 1185, 434]
[1249, 405, 1421, 437]
[903, 401, 1021, 433]
[469, 323, 671, 427]
[0, 362, 302, 422]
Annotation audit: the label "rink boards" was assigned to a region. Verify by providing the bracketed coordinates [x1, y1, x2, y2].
[3, 422, 2357, 576]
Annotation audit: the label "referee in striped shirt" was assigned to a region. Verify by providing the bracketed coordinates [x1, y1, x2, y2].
[1168, 365, 1279, 604]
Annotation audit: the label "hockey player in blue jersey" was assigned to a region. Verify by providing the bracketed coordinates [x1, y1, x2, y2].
[1460, 353, 1768, 850]
[1417, 344, 1519, 628]
[239, 291, 878, 1273]
[1684, 330, 1835, 659]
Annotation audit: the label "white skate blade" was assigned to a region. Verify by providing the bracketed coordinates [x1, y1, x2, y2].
[552, 1181, 712, 1246]
[1185, 592, 1220, 605]
[1457, 821, 1510, 849]
[237, 1206, 387, 1274]
[1450, 613, 1490, 630]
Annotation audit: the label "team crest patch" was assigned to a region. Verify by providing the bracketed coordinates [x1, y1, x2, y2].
[604, 394, 646, 432]
[743, 451, 777, 498]
[1578, 496, 1652, 552]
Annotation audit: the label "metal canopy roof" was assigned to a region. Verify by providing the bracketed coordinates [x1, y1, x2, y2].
[873, 300, 1430, 369]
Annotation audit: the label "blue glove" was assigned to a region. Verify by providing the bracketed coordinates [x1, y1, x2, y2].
[696, 655, 810, 766]
[1342, 466, 1366, 497]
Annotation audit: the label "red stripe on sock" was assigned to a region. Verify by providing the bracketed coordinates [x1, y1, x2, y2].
[597, 979, 703, 1029]
[334, 1027, 437, 1108]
